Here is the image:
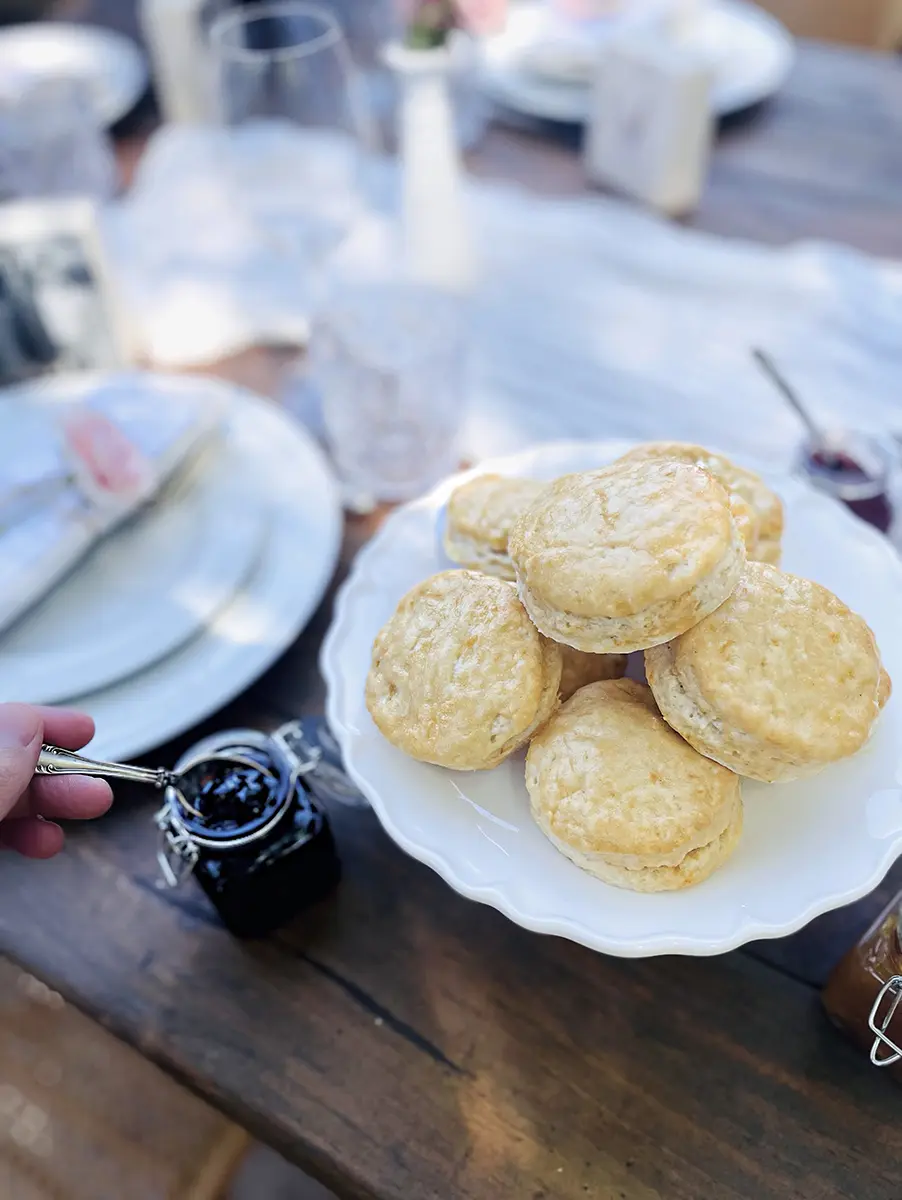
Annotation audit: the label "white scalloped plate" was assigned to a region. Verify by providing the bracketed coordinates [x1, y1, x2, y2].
[322, 440, 902, 957]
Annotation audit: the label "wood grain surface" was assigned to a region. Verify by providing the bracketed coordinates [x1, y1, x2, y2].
[3, 15, 902, 1199]
[3, 788, 902, 1200]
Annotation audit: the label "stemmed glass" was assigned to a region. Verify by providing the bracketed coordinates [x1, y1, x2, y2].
[208, 1, 374, 286]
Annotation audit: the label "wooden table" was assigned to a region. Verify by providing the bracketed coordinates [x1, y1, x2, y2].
[3, 36, 902, 1200]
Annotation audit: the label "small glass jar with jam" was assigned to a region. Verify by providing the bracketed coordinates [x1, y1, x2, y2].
[154, 721, 342, 938]
[797, 431, 894, 535]
[823, 893, 902, 1074]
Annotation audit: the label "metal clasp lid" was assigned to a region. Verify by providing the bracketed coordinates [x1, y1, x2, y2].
[151, 724, 320, 890]
[274, 718, 367, 809]
[154, 801, 200, 889]
[868, 976, 902, 1067]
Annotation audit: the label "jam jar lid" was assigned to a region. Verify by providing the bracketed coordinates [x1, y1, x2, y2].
[165, 728, 296, 849]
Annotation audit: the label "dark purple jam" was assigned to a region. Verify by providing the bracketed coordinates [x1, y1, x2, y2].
[176, 749, 340, 939]
[183, 755, 279, 833]
[805, 447, 893, 533]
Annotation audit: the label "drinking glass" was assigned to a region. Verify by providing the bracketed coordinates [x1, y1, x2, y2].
[208, 2, 372, 272]
[0, 76, 116, 203]
[309, 218, 467, 509]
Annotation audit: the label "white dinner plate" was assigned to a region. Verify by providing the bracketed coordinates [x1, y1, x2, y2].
[0, 23, 147, 127]
[322, 440, 902, 958]
[0, 410, 267, 706]
[479, 0, 795, 121]
[69, 383, 342, 763]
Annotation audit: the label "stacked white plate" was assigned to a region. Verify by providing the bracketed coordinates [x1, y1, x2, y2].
[0, 372, 342, 761]
[480, 0, 796, 122]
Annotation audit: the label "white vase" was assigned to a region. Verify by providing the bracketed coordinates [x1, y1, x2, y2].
[139, 0, 220, 124]
[383, 37, 478, 296]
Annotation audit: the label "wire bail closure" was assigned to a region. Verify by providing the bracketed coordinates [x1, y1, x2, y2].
[868, 975, 902, 1067]
[153, 722, 321, 889]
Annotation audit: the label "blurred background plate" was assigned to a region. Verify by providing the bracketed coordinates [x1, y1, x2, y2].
[0, 379, 269, 705]
[480, 0, 796, 121]
[73, 382, 342, 763]
[0, 22, 147, 126]
[322, 440, 902, 958]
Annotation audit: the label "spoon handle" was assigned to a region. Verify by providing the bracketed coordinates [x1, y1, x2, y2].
[752, 348, 824, 443]
[35, 744, 169, 790]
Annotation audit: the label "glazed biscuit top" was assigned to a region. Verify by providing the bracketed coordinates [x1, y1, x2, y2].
[446, 475, 546, 551]
[526, 679, 740, 861]
[508, 460, 740, 618]
[619, 441, 763, 551]
[670, 562, 885, 761]
[366, 570, 561, 762]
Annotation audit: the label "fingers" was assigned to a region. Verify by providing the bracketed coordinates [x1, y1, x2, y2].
[28, 775, 113, 822]
[0, 818, 64, 859]
[35, 707, 95, 751]
[0, 705, 109, 854]
[0, 705, 107, 856]
[29, 708, 110, 819]
[0, 704, 43, 821]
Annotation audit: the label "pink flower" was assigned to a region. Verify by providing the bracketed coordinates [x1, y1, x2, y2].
[453, 0, 507, 34]
[63, 410, 154, 505]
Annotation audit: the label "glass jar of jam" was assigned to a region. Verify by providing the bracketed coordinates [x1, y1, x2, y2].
[797, 432, 894, 534]
[823, 893, 902, 1073]
[154, 722, 341, 938]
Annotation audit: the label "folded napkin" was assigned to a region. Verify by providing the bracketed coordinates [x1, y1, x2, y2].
[0, 372, 222, 635]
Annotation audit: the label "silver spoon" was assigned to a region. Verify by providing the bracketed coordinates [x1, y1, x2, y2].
[35, 743, 277, 819]
[752, 348, 827, 446]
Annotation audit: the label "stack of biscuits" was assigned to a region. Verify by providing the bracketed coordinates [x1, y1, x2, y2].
[365, 442, 891, 893]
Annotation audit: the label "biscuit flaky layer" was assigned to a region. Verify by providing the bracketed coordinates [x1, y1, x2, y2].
[645, 563, 890, 783]
[366, 570, 562, 771]
[443, 475, 546, 580]
[534, 795, 743, 893]
[526, 679, 742, 891]
[509, 460, 746, 653]
[617, 441, 784, 564]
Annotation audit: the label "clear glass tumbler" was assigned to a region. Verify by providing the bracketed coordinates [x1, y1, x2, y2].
[309, 219, 467, 509]
[0, 76, 116, 203]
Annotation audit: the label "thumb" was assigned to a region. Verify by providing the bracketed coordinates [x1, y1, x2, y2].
[0, 705, 42, 820]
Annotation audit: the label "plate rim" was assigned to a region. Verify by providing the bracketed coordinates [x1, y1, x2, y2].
[321, 438, 902, 958]
[0, 22, 148, 126]
[58, 370, 342, 762]
[479, 0, 796, 122]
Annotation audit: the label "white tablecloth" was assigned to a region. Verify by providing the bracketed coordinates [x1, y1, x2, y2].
[102, 125, 902, 471]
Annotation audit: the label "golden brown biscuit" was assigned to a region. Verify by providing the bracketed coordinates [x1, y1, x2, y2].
[558, 646, 627, 702]
[645, 562, 889, 782]
[879, 667, 893, 711]
[366, 570, 562, 770]
[618, 441, 784, 564]
[443, 475, 546, 580]
[526, 679, 743, 892]
[508, 459, 746, 653]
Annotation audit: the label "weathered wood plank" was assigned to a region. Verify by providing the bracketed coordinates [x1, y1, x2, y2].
[1, 798, 901, 1200]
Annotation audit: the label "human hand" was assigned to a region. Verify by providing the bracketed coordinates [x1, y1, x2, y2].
[0, 704, 112, 858]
